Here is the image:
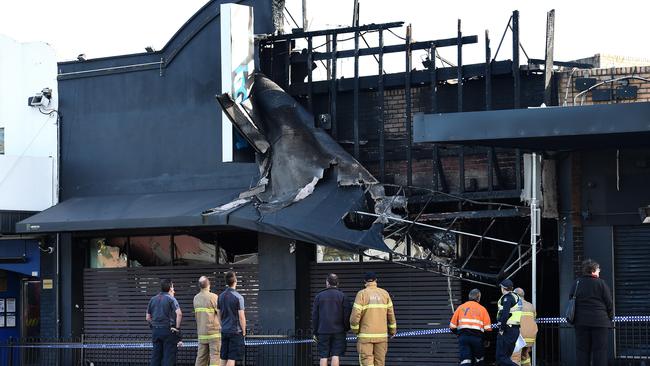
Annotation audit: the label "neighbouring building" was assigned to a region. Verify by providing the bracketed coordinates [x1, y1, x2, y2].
[0, 34, 58, 342]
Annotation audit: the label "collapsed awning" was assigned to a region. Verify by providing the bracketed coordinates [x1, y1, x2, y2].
[203, 177, 387, 252]
[413, 102, 650, 150]
[16, 183, 386, 252]
[16, 189, 243, 233]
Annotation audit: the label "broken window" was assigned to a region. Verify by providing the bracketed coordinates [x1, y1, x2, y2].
[317, 245, 359, 262]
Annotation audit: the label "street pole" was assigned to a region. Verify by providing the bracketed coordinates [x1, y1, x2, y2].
[530, 152, 539, 366]
[302, 0, 308, 31]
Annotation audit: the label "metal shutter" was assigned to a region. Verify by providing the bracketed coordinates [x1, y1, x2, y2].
[83, 264, 259, 364]
[614, 225, 650, 358]
[310, 262, 461, 366]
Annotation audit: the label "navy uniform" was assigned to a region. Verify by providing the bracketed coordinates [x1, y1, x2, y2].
[495, 279, 523, 366]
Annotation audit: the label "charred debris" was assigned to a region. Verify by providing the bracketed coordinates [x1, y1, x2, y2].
[214, 10, 587, 287]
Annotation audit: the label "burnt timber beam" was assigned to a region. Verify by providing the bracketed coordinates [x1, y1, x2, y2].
[407, 189, 522, 204]
[414, 208, 529, 221]
[527, 59, 592, 69]
[289, 60, 513, 95]
[290, 36, 479, 62]
[264, 21, 404, 41]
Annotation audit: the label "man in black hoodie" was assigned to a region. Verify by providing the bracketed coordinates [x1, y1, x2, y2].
[312, 273, 351, 366]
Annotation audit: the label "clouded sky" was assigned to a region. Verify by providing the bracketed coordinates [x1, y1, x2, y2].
[2, 0, 649, 74]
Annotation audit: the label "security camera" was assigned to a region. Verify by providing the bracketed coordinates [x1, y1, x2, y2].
[28, 89, 51, 107]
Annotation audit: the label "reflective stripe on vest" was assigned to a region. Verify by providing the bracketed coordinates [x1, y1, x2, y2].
[497, 292, 523, 325]
[194, 307, 215, 313]
[357, 333, 388, 338]
[198, 333, 221, 340]
[353, 302, 393, 311]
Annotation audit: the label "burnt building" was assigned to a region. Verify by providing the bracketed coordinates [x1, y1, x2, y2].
[8, 1, 650, 365]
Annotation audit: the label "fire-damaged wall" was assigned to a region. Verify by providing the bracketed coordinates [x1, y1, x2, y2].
[309, 73, 546, 191]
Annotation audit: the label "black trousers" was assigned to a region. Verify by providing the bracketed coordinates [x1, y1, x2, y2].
[150, 327, 178, 366]
[495, 326, 519, 366]
[458, 333, 485, 365]
[575, 326, 608, 366]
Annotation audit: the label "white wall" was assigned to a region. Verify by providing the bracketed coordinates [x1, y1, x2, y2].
[0, 34, 58, 211]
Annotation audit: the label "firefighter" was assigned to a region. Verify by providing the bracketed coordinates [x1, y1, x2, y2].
[450, 289, 492, 365]
[194, 276, 221, 366]
[510, 288, 537, 366]
[495, 279, 523, 366]
[350, 272, 397, 366]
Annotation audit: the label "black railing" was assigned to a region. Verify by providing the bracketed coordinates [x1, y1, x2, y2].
[2, 322, 649, 365]
[242, 329, 313, 366]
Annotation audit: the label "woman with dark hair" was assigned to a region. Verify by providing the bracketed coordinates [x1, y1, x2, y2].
[569, 259, 614, 366]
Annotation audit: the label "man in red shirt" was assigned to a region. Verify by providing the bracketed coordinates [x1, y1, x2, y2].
[450, 289, 492, 365]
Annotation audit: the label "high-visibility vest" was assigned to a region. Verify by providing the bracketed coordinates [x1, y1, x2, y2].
[450, 301, 492, 333]
[497, 292, 523, 326]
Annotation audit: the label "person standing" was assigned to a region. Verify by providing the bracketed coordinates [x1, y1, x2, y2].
[350, 272, 397, 366]
[570, 259, 613, 366]
[450, 289, 492, 365]
[146, 278, 183, 366]
[194, 276, 221, 366]
[510, 288, 537, 366]
[495, 279, 523, 366]
[218, 271, 246, 366]
[312, 273, 351, 366]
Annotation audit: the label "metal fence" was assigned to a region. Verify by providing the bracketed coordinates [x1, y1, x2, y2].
[0, 331, 315, 366]
[535, 320, 650, 366]
[2, 322, 649, 365]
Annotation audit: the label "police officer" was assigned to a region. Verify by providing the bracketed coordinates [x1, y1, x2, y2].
[450, 289, 492, 365]
[146, 278, 183, 366]
[350, 272, 397, 366]
[495, 279, 523, 366]
[194, 276, 221, 366]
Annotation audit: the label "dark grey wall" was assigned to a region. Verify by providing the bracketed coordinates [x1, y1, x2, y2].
[559, 148, 650, 363]
[580, 148, 650, 227]
[57, 0, 273, 199]
[257, 234, 296, 331]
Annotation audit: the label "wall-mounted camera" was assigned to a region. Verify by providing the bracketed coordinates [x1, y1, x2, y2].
[28, 87, 52, 107]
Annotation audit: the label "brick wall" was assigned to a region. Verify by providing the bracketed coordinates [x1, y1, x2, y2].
[557, 65, 650, 107]
[366, 87, 519, 191]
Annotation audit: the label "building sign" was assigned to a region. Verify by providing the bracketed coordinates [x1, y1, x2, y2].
[43, 279, 53, 289]
[220, 3, 254, 162]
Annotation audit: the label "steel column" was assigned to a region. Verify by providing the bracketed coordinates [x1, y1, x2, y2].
[307, 36, 314, 113]
[353, 28, 360, 159]
[512, 10, 520, 108]
[405, 24, 413, 186]
[378, 29, 385, 181]
[457, 19, 463, 112]
[330, 35, 338, 139]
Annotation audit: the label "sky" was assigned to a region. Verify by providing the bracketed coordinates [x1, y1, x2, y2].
[2, 0, 650, 74]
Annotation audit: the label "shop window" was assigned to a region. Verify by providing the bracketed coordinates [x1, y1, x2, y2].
[90, 238, 127, 268]
[91, 235, 235, 267]
[317, 245, 359, 262]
